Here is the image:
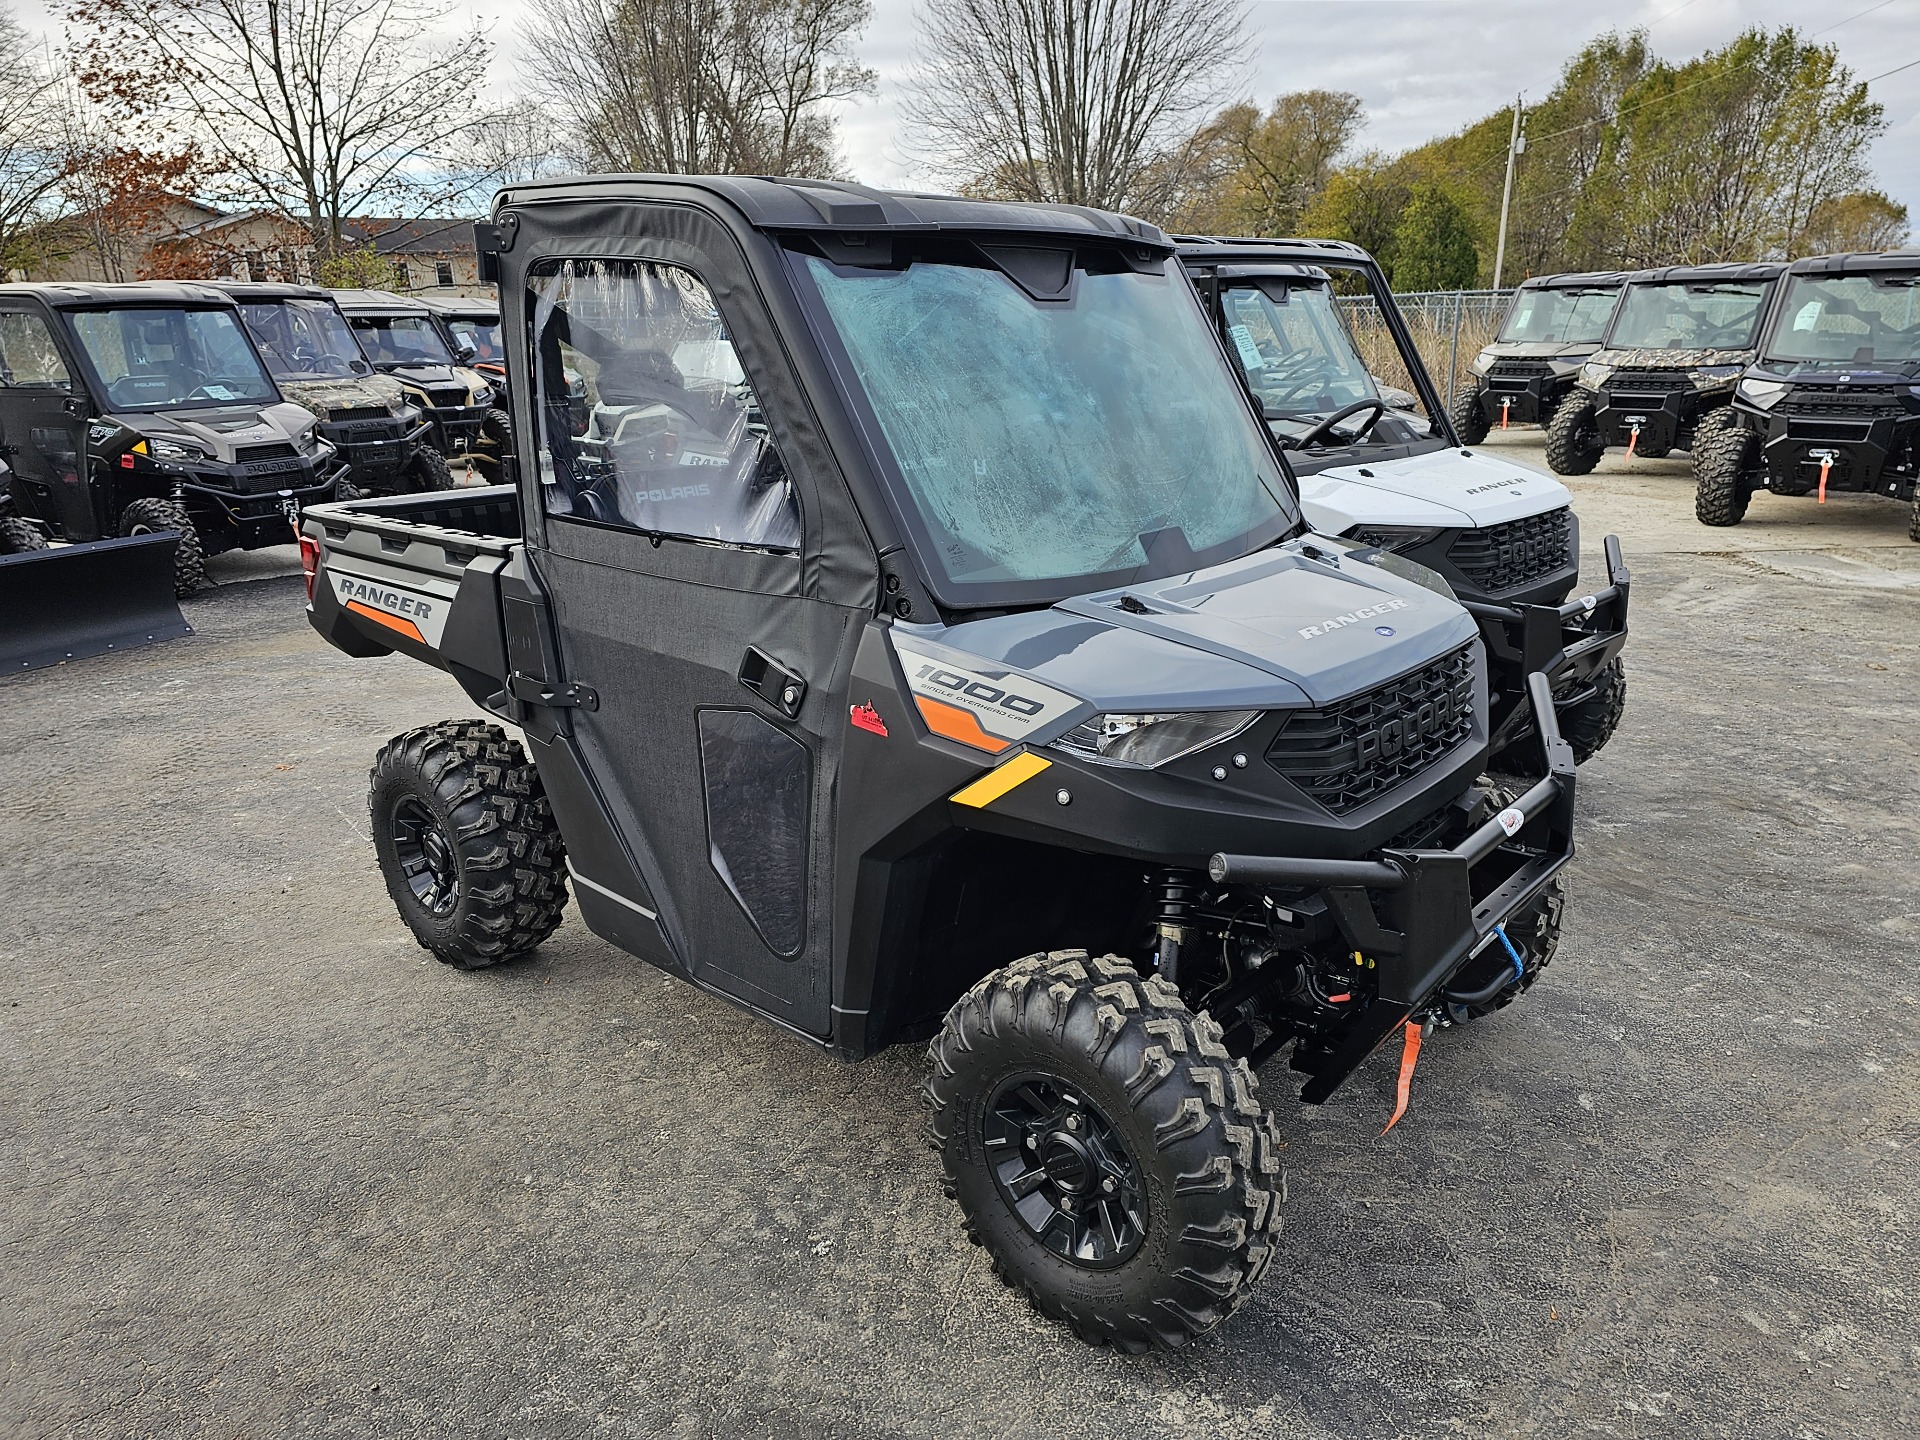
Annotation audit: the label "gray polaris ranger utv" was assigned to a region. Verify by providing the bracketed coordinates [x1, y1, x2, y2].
[331, 288, 495, 485]
[1452, 272, 1627, 442]
[1545, 263, 1784, 475]
[0, 281, 346, 595]
[301, 177, 1596, 1351]
[212, 282, 438, 497]
[1694, 251, 1920, 537]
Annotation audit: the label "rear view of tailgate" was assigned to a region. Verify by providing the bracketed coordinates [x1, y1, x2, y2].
[302, 487, 521, 691]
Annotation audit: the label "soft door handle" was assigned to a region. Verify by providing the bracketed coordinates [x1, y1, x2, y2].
[738, 647, 806, 718]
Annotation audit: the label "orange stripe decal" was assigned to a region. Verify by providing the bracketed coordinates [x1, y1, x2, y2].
[914, 696, 1012, 753]
[346, 599, 426, 643]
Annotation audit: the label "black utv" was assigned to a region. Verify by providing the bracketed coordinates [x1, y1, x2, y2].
[1177, 236, 1630, 771]
[1544, 263, 1784, 476]
[331, 289, 496, 485]
[1451, 272, 1627, 442]
[301, 176, 1604, 1352]
[419, 293, 512, 479]
[211, 282, 441, 497]
[1694, 252, 1920, 537]
[0, 281, 346, 594]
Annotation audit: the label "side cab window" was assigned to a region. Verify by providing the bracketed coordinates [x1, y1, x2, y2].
[529, 258, 800, 551]
[0, 312, 73, 390]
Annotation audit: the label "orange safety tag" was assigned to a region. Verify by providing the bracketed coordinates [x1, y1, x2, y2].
[1380, 1020, 1424, 1134]
[1624, 425, 1638, 459]
[1500, 397, 1511, 429]
[1818, 455, 1831, 504]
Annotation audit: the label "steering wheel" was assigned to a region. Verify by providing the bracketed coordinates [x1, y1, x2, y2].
[1260, 356, 1340, 405]
[1292, 398, 1387, 448]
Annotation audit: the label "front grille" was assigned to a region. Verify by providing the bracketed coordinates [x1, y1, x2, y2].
[1777, 384, 1903, 419]
[428, 388, 472, 410]
[329, 406, 391, 423]
[1488, 360, 1551, 383]
[229, 464, 303, 494]
[1607, 369, 1689, 394]
[1449, 507, 1574, 593]
[1265, 644, 1476, 814]
[1788, 420, 1874, 444]
[237, 443, 296, 461]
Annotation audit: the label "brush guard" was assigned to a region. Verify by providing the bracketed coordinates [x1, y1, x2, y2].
[1210, 669, 1577, 1103]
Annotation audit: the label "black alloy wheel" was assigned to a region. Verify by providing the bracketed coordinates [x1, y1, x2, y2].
[983, 1073, 1148, 1269]
[388, 794, 460, 917]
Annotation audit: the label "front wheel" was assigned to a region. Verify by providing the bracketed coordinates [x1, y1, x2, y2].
[404, 446, 456, 493]
[1449, 387, 1491, 444]
[925, 951, 1283, 1352]
[1544, 395, 1605, 475]
[0, 510, 49, 554]
[1560, 656, 1627, 764]
[369, 719, 570, 968]
[119, 496, 206, 597]
[1693, 421, 1757, 527]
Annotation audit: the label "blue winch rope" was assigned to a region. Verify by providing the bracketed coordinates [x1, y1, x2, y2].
[1493, 924, 1526, 985]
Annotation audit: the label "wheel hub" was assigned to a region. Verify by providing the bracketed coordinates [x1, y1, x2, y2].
[982, 1074, 1148, 1269]
[390, 796, 459, 916]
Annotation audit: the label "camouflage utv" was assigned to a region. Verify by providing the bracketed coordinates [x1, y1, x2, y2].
[332, 288, 498, 487]
[1544, 263, 1784, 476]
[213, 283, 440, 496]
[419, 293, 511, 480]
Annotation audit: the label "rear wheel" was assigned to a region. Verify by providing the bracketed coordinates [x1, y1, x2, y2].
[0, 511, 48, 553]
[1544, 395, 1604, 475]
[405, 446, 456, 493]
[119, 496, 206, 597]
[369, 719, 569, 968]
[1694, 420, 1757, 527]
[1449, 387, 1490, 444]
[925, 951, 1283, 1352]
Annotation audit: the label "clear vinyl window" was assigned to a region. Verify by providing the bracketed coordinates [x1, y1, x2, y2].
[0, 312, 71, 388]
[529, 258, 800, 551]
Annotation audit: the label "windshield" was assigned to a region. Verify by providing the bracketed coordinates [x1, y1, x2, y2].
[1606, 280, 1770, 351]
[1219, 280, 1378, 438]
[1763, 272, 1920, 366]
[800, 250, 1297, 601]
[444, 315, 503, 364]
[348, 313, 455, 366]
[67, 307, 277, 410]
[237, 298, 368, 380]
[1499, 286, 1619, 344]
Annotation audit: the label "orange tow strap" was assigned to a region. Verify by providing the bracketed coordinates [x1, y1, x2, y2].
[1381, 1020, 1424, 1134]
[1818, 455, 1831, 504]
[1500, 398, 1511, 429]
[1624, 425, 1638, 459]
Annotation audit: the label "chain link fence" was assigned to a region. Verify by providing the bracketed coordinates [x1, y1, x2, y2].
[1337, 289, 1515, 410]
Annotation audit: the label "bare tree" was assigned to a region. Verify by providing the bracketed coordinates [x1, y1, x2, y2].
[69, 0, 495, 259]
[524, 0, 873, 178]
[905, 0, 1248, 216]
[0, 7, 69, 273]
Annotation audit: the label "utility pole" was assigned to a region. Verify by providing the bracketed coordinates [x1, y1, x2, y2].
[1493, 94, 1524, 290]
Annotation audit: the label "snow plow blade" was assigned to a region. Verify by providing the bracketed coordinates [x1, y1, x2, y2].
[0, 534, 192, 675]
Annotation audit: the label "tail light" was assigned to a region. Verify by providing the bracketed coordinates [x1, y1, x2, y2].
[297, 531, 320, 602]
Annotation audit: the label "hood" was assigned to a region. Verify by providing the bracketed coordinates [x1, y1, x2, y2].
[908, 536, 1479, 720]
[1750, 358, 1920, 385]
[1484, 339, 1604, 361]
[1301, 448, 1569, 532]
[119, 402, 316, 456]
[382, 362, 464, 387]
[1591, 346, 1754, 371]
[274, 373, 407, 419]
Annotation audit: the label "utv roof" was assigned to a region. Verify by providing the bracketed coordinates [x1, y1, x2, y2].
[201, 281, 337, 303]
[491, 174, 1170, 247]
[1173, 236, 1373, 264]
[1622, 262, 1785, 286]
[0, 280, 240, 309]
[1786, 250, 1920, 276]
[330, 288, 431, 316]
[417, 294, 498, 317]
[1517, 270, 1632, 290]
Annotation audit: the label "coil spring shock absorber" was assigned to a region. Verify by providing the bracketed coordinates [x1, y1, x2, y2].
[1152, 867, 1204, 987]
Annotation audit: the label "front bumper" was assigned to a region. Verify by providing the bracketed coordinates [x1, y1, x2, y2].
[175, 460, 348, 548]
[1478, 366, 1567, 427]
[1756, 409, 1917, 500]
[1465, 533, 1631, 758]
[1211, 669, 1578, 1103]
[427, 404, 488, 454]
[1594, 384, 1719, 453]
[321, 418, 431, 479]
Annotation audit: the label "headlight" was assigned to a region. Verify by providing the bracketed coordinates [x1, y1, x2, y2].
[1468, 349, 1495, 378]
[473, 384, 495, 406]
[396, 403, 423, 423]
[148, 437, 209, 462]
[1738, 377, 1790, 410]
[1054, 711, 1258, 768]
[1690, 364, 1743, 388]
[1345, 525, 1443, 554]
[1547, 354, 1589, 376]
[1580, 361, 1613, 388]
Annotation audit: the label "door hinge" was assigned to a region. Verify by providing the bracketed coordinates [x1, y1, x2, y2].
[504, 671, 598, 711]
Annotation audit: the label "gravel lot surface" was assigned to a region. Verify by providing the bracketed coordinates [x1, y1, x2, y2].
[3, 438, 1916, 1439]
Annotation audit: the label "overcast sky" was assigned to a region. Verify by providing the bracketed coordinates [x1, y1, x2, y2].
[16, 0, 1920, 217]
